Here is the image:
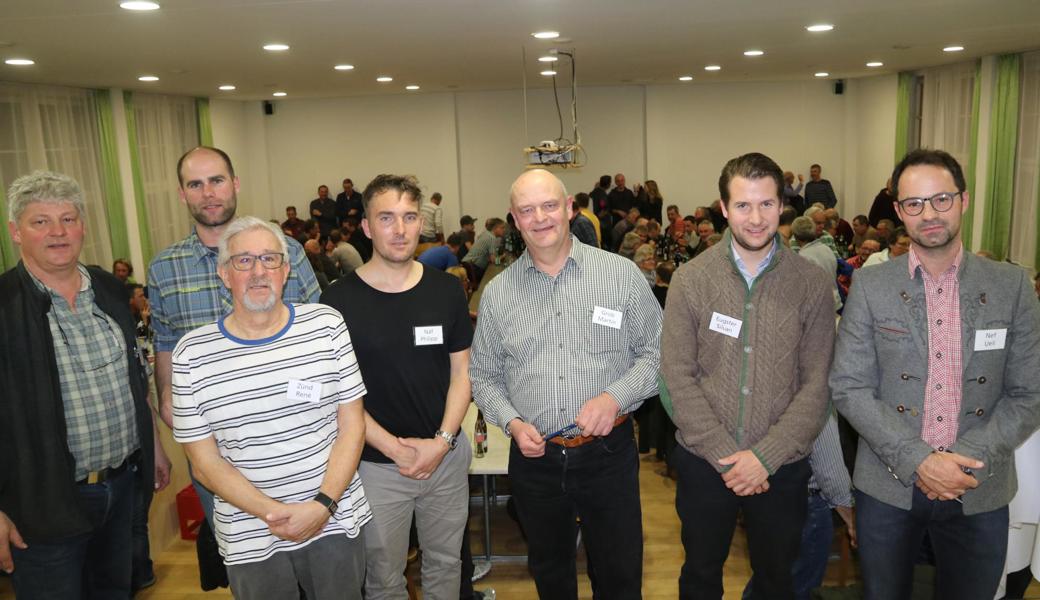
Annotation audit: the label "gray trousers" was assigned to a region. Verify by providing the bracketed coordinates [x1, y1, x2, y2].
[227, 532, 365, 600]
[358, 441, 471, 600]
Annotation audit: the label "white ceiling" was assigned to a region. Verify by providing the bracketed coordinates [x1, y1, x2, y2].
[1, 0, 1039, 100]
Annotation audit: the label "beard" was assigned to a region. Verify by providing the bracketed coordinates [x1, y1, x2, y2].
[909, 219, 959, 250]
[241, 275, 280, 312]
[189, 194, 238, 228]
[731, 228, 774, 254]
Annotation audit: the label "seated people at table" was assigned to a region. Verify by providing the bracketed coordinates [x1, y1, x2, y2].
[419, 233, 464, 270]
[321, 174, 474, 600]
[329, 228, 364, 276]
[281, 205, 306, 239]
[462, 218, 505, 283]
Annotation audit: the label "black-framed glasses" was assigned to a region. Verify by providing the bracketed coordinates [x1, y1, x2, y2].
[227, 252, 286, 271]
[897, 192, 961, 216]
[55, 311, 123, 372]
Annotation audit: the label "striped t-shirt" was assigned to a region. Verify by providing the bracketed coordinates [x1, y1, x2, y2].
[172, 302, 371, 566]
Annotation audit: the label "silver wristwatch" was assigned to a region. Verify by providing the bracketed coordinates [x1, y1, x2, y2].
[434, 429, 458, 451]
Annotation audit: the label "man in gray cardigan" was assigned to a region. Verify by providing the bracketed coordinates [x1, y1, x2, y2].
[662, 152, 834, 599]
[831, 148, 1040, 600]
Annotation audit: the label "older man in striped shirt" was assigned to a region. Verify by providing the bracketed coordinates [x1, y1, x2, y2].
[172, 217, 370, 600]
[471, 169, 662, 600]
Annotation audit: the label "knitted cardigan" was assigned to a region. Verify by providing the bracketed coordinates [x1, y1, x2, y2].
[662, 232, 834, 473]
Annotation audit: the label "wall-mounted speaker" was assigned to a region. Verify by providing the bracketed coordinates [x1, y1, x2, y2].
[263, 101, 274, 115]
[834, 80, 845, 95]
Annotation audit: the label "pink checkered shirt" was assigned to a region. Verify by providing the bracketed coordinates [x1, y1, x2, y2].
[908, 245, 964, 450]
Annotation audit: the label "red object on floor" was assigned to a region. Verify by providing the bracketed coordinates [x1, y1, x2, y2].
[176, 485, 204, 540]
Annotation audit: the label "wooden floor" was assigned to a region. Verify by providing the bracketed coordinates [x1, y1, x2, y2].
[2, 452, 1038, 598]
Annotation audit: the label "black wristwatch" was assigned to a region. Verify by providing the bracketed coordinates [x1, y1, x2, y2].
[314, 491, 339, 516]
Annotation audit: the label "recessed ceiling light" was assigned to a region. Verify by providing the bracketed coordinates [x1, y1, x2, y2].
[376, 76, 393, 82]
[704, 65, 721, 71]
[806, 24, 834, 32]
[334, 64, 354, 71]
[538, 56, 558, 62]
[406, 85, 420, 91]
[814, 71, 830, 78]
[866, 61, 884, 67]
[678, 76, 693, 82]
[943, 45, 964, 52]
[263, 43, 290, 52]
[120, 1, 160, 10]
[4, 58, 34, 66]
[540, 70, 557, 77]
[532, 31, 559, 39]
[272, 91, 287, 97]
[743, 50, 764, 57]
[138, 75, 159, 82]
[218, 85, 236, 91]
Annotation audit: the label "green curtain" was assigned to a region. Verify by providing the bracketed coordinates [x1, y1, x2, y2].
[980, 54, 1021, 260]
[123, 91, 154, 261]
[894, 72, 915, 162]
[93, 89, 132, 261]
[963, 61, 982, 249]
[196, 97, 213, 146]
[0, 185, 16, 272]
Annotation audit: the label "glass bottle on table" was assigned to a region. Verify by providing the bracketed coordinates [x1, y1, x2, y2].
[474, 409, 487, 458]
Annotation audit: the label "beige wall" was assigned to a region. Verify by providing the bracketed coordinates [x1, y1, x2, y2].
[208, 74, 898, 229]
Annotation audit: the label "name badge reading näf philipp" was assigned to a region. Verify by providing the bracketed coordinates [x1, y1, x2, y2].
[415, 325, 444, 346]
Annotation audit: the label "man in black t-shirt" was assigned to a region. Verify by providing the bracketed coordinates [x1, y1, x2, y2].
[607, 172, 636, 222]
[320, 174, 473, 600]
[336, 178, 364, 225]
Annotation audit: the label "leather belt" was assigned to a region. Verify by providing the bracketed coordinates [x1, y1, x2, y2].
[77, 451, 136, 485]
[547, 414, 629, 448]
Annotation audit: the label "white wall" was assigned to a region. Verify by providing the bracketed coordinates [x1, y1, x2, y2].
[211, 74, 899, 231]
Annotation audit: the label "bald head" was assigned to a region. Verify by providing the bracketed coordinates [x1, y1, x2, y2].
[510, 169, 568, 208]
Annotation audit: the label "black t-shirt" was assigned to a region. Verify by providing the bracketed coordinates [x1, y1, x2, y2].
[320, 265, 473, 463]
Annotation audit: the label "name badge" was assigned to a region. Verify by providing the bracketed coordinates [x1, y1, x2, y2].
[974, 328, 1007, 351]
[414, 325, 444, 346]
[287, 379, 323, 403]
[709, 312, 742, 339]
[592, 306, 623, 330]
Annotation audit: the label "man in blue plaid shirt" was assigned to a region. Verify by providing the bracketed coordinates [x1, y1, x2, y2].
[148, 146, 319, 524]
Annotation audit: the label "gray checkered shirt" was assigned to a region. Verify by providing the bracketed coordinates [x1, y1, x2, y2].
[32, 265, 139, 480]
[471, 237, 662, 435]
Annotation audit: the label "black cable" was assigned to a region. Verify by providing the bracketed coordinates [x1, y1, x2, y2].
[551, 72, 564, 143]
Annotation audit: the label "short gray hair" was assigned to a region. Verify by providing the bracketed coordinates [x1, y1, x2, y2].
[218, 216, 289, 265]
[791, 216, 817, 243]
[7, 171, 85, 223]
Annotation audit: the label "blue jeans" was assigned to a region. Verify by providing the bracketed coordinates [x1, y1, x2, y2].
[856, 487, 1009, 600]
[742, 491, 833, 600]
[10, 467, 135, 600]
[188, 460, 216, 526]
[509, 418, 643, 600]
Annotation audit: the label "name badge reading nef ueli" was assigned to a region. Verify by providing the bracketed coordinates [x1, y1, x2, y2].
[974, 328, 1007, 351]
[415, 325, 444, 346]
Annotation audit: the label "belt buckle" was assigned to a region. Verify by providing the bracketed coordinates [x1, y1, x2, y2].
[87, 471, 101, 485]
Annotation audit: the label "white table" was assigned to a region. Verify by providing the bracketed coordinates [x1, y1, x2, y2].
[462, 403, 521, 565]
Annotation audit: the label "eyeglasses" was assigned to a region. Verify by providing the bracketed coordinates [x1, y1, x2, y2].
[897, 192, 960, 216]
[227, 253, 286, 271]
[55, 311, 123, 372]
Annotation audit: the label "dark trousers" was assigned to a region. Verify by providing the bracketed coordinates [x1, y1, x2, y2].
[742, 491, 833, 600]
[11, 467, 135, 600]
[674, 447, 810, 600]
[509, 418, 643, 600]
[856, 487, 1009, 600]
[130, 463, 155, 590]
